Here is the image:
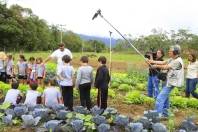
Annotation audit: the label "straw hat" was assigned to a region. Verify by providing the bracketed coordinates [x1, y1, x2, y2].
[0, 52, 7, 60]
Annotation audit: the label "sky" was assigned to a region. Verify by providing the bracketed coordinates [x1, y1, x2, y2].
[6, 0, 198, 38]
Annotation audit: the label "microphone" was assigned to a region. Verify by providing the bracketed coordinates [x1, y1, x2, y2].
[92, 9, 101, 20]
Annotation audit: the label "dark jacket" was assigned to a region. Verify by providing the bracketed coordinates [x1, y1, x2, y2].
[149, 57, 164, 76]
[94, 65, 110, 89]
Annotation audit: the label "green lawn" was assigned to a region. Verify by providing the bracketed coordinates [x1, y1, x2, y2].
[10, 51, 144, 63]
[73, 52, 144, 62]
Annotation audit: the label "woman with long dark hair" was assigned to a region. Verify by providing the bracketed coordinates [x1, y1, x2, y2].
[147, 49, 164, 98]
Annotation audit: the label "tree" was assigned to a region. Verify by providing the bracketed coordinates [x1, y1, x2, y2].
[85, 40, 106, 53]
[63, 31, 82, 52]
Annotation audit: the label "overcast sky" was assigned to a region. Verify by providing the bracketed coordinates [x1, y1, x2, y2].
[7, 0, 198, 38]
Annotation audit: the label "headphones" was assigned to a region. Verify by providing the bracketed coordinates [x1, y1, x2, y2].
[171, 45, 180, 55]
[173, 49, 179, 55]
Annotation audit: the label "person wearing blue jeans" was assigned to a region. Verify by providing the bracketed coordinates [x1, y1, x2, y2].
[147, 45, 184, 117]
[155, 85, 174, 116]
[147, 49, 164, 98]
[185, 53, 198, 98]
[186, 79, 198, 98]
[148, 75, 159, 98]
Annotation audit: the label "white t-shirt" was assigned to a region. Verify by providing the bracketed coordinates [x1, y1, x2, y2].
[186, 61, 198, 79]
[4, 89, 20, 105]
[50, 48, 72, 73]
[6, 60, 14, 75]
[28, 63, 36, 80]
[43, 87, 62, 107]
[36, 64, 46, 77]
[58, 64, 75, 86]
[17, 61, 28, 76]
[0, 60, 6, 72]
[24, 90, 41, 107]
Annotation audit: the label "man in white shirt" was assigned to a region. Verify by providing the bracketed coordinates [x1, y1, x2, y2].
[44, 43, 73, 74]
[147, 45, 184, 117]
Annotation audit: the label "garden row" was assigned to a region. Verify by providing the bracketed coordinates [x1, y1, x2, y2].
[0, 102, 197, 132]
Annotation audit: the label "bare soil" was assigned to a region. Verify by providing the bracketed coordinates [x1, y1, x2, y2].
[71, 58, 147, 72]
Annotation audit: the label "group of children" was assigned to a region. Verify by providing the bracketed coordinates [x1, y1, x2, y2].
[4, 79, 61, 108]
[0, 54, 46, 85]
[3, 54, 110, 111]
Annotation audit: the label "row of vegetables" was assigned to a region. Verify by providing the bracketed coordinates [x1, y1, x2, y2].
[0, 102, 197, 132]
[1, 63, 198, 109]
[0, 63, 197, 131]
[110, 71, 198, 109]
[1, 74, 198, 109]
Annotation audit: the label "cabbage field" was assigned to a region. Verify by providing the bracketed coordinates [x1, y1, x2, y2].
[0, 60, 198, 132]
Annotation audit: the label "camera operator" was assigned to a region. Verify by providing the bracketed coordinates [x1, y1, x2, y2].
[146, 49, 164, 98]
[147, 45, 184, 117]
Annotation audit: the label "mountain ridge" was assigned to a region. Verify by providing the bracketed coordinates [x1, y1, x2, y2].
[78, 34, 117, 47]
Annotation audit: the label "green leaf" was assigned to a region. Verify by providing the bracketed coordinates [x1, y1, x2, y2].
[76, 113, 85, 120]
[12, 118, 22, 125]
[84, 115, 92, 122]
[66, 112, 73, 119]
[0, 102, 11, 110]
[0, 113, 4, 119]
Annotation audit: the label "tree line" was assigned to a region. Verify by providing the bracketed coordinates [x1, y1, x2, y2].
[0, 3, 106, 52]
[114, 29, 198, 54]
[1, 2, 198, 54]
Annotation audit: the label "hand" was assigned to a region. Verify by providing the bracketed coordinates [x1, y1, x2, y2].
[149, 60, 154, 64]
[146, 59, 152, 64]
[151, 65, 158, 69]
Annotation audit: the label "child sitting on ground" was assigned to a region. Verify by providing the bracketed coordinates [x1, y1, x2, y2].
[42, 78, 63, 108]
[24, 82, 41, 107]
[4, 81, 22, 105]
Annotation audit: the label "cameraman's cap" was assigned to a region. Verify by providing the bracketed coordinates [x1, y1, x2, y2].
[170, 44, 181, 54]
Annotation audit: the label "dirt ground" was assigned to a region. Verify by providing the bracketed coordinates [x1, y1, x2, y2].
[71, 57, 147, 72]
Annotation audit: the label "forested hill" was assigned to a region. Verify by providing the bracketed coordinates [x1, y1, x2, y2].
[79, 34, 117, 47]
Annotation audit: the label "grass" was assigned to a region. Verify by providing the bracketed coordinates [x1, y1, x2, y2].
[8, 51, 147, 72]
[9, 51, 144, 63]
[73, 52, 144, 62]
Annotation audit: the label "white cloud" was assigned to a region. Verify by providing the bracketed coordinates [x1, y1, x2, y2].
[7, 0, 198, 38]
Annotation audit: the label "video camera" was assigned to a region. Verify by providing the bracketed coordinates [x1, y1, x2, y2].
[144, 51, 157, 60]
